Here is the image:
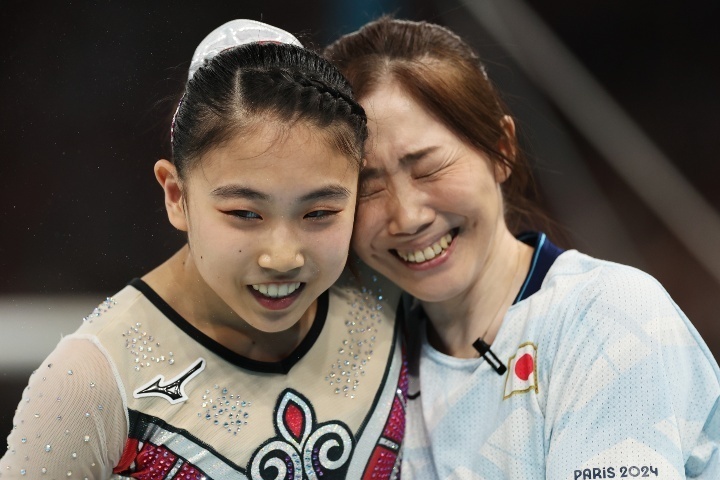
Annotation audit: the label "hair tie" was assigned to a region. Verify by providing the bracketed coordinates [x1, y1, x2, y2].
[188, 19, 303, 80]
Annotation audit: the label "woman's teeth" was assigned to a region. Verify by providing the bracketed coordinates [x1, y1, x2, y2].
[397, 232, 454, 263]
[251, 282, 302, 298]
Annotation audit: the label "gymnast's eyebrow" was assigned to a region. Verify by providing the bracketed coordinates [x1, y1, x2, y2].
[211, 185, 269, 201]
[210, 184, 351, 202]
[297, 185, 352, 202]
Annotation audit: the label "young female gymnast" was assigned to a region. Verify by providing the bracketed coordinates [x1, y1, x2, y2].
[326, 16, 719, 479]
[0, 19, 405, 479]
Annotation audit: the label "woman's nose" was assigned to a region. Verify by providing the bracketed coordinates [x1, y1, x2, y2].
[386, 186, 434, 236]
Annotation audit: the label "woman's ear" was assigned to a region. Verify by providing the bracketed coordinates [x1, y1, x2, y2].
[495, 115, 517, 184]
[154, 159, 189, 232]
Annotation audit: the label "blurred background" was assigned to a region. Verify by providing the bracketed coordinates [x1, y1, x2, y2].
[1, 0, 718, 438]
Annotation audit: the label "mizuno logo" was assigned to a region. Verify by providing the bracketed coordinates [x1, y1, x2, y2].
[133, 358, 206, 405]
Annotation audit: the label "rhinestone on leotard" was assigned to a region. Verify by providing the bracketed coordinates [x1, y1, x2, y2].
[197, 386, 252, 435]
[83, 297, 116, 323]
[325, 282, 386, 399]
[122, 322, 176, 372]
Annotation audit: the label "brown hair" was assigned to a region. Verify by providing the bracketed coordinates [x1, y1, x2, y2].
[324, 16, 543, 233]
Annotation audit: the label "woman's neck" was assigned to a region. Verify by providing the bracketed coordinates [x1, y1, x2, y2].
[421, 234, 534, 358]
[142, 246, 316, 362]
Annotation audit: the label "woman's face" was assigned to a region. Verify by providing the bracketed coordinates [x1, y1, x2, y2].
[173, 122, 358, 333]
[354, 81, 509, 302]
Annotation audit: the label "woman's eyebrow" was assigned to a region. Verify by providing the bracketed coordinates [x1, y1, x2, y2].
[399, 146, 437, 165]
[359, 166, 382, 184]
[359, 146, 439, 184]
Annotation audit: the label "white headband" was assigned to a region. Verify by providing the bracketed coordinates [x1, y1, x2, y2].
[188, 19, 303, 80]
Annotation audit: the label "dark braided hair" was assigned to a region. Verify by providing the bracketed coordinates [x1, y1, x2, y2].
[171, 42, 367, 179]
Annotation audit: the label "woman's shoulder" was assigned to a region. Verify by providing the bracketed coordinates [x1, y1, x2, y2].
[529, 250, 691, 351]
[550, 249, 656, 283]
[540, 250, 717, 371]
[545, 249, 674, 311]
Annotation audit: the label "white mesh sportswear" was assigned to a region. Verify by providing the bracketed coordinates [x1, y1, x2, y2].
[1, 277, 406, 479]
[2, 337, 128, 478]
[402, 233, 720, 480]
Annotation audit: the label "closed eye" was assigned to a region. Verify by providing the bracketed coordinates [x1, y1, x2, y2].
[414, 165, 445, 180]
[360, 186, 381, 197]
[359, 180, 385, 198]
[359, 167, 385, 199]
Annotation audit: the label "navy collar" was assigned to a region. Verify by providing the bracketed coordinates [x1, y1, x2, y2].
[514, 232, 564, 303]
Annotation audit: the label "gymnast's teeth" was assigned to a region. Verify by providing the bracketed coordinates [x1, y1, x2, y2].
[397, 232, 454, 263]
[251, 282, 301, 298]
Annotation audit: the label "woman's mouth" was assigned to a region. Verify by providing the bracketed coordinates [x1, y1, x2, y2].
[394, 229, 457, 264]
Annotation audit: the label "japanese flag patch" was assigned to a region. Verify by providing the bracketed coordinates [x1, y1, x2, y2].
[503, 342, 538, 399]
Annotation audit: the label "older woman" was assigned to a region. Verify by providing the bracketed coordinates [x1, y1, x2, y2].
[326, 17, 719, 479]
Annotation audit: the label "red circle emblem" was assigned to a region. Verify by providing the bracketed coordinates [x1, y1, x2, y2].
[514, 353, 534, 381]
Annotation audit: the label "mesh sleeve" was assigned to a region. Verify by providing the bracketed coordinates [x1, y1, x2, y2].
[543, 271, 720, 479]
[1, 336, 127, 479]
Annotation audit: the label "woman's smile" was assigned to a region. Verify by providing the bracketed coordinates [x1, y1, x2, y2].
[393, 230, 457, 264]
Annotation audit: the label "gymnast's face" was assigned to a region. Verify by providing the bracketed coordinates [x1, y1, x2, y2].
[162, 121, 358, 333]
